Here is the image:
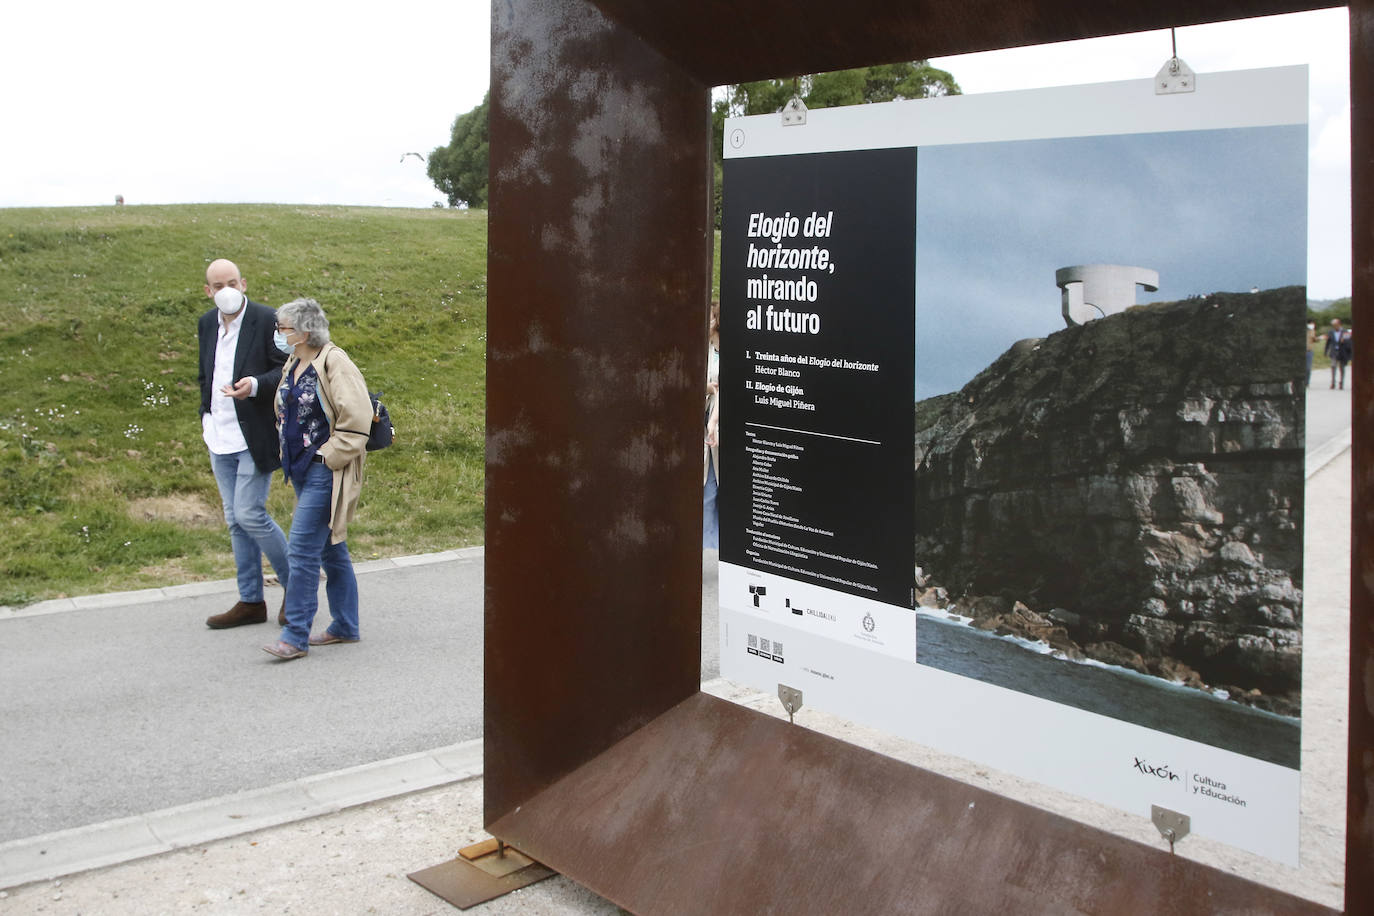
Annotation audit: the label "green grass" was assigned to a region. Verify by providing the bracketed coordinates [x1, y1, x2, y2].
[0, 204, 487, 605]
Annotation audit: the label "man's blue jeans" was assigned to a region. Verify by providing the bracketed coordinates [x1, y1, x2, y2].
[280, 461, 359, 651]
[209, 449, 290, 603]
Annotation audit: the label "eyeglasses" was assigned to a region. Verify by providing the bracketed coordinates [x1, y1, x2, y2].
[276, 325, 295, 332]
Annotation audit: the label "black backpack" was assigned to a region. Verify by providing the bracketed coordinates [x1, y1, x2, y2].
[363, 393, 394, 451]
[318, 347, 394, 451]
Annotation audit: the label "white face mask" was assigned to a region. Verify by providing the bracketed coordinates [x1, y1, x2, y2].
[273, 330, 294, 355]
[214, 286, 245, 315]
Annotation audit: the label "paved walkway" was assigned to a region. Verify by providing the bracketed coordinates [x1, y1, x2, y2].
[0, 550, 488, 843]
[0, 386, 1351, 910]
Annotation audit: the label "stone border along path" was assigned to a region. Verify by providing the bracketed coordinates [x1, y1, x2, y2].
[0, 547, 485, 620]
[0, 742, 483, 890]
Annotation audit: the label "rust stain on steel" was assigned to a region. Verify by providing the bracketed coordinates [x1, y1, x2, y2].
[586, 1, 1338, 85]
[485, 0, 713, 827]
[491, 693, 1335, 915]
[1349, 3, 1374, 913]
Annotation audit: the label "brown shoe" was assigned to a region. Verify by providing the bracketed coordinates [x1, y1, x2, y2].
[206, 600, 268, 629]
[277, 598, 286, 627]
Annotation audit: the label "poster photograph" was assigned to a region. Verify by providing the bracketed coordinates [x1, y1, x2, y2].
[719, 66, 1308, 865]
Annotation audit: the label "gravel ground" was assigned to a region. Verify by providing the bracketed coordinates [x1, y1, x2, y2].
[0, 778, 621, 915]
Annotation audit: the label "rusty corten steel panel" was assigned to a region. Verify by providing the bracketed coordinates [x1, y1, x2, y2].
[484, 0, 712, 826]
[1349, 3, 1373, 913]
[490, 692, 1335, 915]
[486, 0, 1371, 910]
[586, 1, 1339, 85]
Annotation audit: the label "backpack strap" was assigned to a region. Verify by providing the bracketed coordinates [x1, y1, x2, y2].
[315, 345, 372, 439]
[312, 344, 337, 429]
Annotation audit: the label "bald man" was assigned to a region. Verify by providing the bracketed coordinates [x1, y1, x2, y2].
[197, 259, 291, 628]
[1325, 318, 1352, 390]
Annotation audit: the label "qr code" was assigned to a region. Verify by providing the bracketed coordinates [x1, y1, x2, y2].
[748, 633, 758, 649]
[772, 641, 783, 656]
[760, 638, 771, 654]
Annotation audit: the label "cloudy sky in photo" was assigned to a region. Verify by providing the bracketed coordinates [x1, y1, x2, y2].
[926, 8, 1349, 302]
[915, 125, 1308, 399]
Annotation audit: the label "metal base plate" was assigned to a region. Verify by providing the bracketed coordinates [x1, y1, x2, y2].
[487, 692, 1329, 914]
[408, 844, 556, 910]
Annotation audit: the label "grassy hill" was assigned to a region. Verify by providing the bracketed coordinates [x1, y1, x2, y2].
[0, 204, 487, 605]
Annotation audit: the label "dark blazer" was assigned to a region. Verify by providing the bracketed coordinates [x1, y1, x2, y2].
[1325, 329, 1353, 363]
[198, 299, 286, 472]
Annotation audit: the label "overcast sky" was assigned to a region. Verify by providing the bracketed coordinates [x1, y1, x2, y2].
[0, 1, 491, 210]
[0, 5, 1349, 296]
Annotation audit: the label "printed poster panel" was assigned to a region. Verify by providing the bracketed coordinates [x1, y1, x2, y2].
[718, 148, 917, 661]
[719, 67, 1308, 865]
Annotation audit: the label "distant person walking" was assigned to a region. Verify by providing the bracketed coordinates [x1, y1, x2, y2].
[197, 259, 291, 629]
[1306, 321, 1318, 386]
[262, 298, 371, 660]
[1325, 318, 1352, 389]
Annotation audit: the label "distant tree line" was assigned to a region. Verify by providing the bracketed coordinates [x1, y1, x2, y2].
[1308, 297, 1352, 326]
[709, 62, 960, 224]
[426, 62, 960, 216]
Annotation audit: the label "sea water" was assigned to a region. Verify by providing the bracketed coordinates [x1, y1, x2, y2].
[915, 611, 1300, 769]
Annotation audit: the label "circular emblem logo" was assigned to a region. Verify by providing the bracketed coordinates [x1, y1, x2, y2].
[863, 613, 876, 633]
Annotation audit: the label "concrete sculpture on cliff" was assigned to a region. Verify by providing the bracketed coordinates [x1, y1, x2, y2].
[1057, 263, 1160, 325]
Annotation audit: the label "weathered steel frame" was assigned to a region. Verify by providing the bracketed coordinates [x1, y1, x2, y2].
[484, 1, 1370, 911]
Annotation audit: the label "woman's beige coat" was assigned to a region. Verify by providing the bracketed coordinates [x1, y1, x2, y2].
[279, 343, 372, 543]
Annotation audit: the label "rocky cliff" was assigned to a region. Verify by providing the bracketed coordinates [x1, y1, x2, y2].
[914, 288, 1306, 709]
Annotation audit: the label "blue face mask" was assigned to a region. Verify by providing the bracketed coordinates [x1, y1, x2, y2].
[273, 330, 293, 355]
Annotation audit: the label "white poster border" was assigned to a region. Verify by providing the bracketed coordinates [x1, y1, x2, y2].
[724, 66, 1306, 160]
[719, 65, 1308, 867]
[721, 601, 1299, 864]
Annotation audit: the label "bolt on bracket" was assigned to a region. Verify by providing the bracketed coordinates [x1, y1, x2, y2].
[1151, 805, 1191, 853]
[778, 684, 803, 723]
[1155, 57, 1196, 95]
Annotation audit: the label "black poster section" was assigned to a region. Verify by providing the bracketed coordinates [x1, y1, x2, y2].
[720, 148, 916, 608]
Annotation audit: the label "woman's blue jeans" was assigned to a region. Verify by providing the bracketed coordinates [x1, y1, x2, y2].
[703, 453, 719, 550]
[280, 462, 359, 650]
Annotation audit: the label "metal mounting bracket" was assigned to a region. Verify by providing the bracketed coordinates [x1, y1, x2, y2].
[1151, 805, 1191, 853]
[1155, 56, 1196, 94]
[781, 97, 807, 126]
[778, 684, 803, 723]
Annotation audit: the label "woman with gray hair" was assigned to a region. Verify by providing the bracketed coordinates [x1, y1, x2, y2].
[261, 297, 373, 660]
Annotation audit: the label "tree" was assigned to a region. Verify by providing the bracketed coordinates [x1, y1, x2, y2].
[710, 62, 960, 223]
[428, 92, 489, 209]
[432, 61, 958, 213]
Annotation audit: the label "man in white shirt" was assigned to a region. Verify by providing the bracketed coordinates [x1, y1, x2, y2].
[197, 259, 290, 628]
